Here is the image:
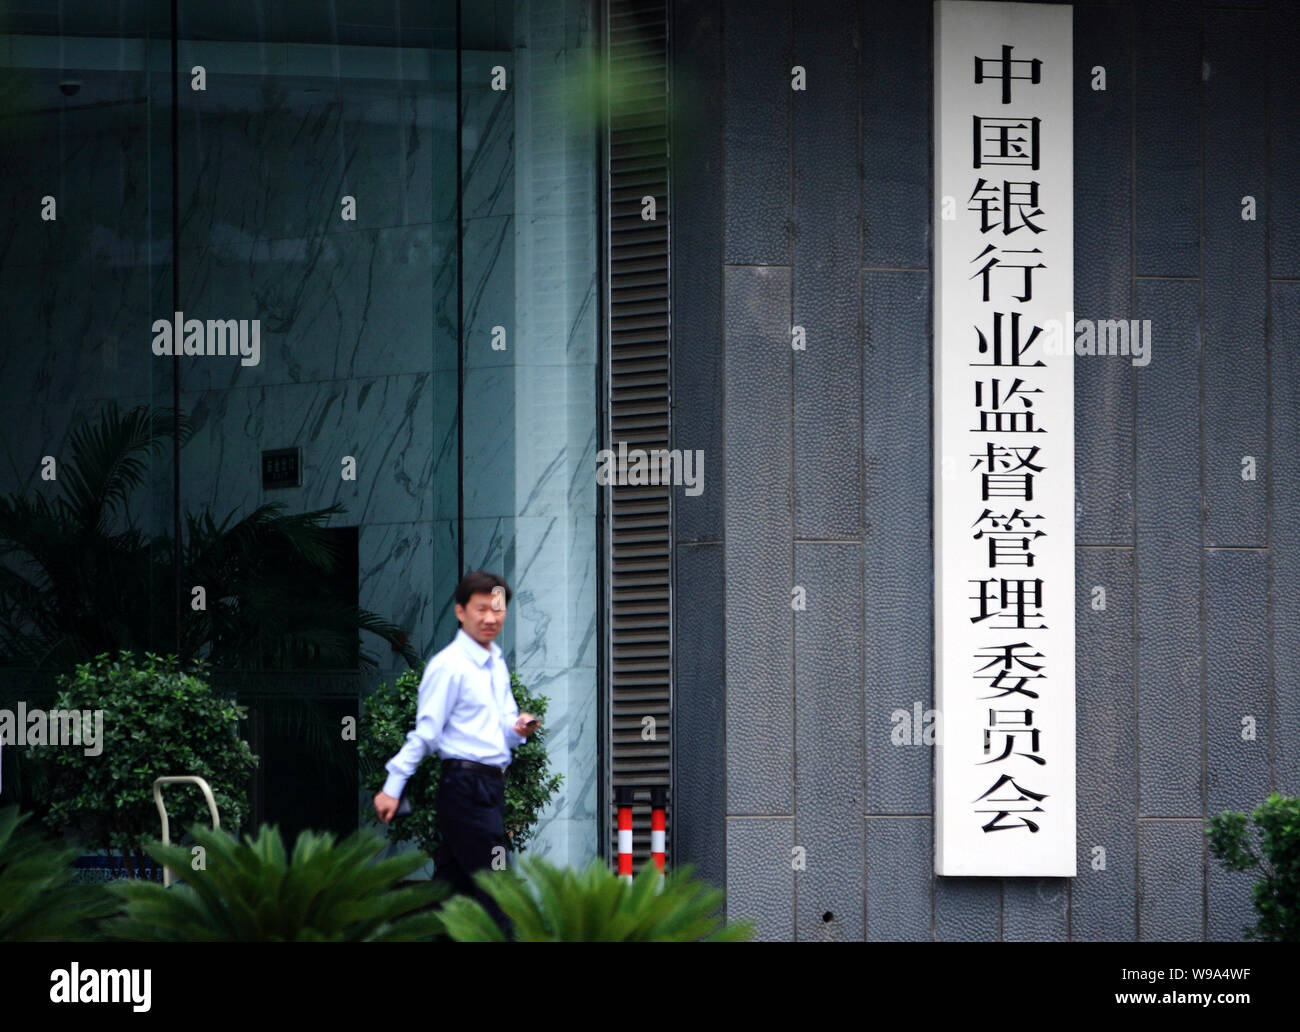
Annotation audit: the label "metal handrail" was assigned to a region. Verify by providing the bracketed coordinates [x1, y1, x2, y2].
[151, 775, 220, 888]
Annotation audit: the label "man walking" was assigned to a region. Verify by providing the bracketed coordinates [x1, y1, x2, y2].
[373, 571, 537, 931]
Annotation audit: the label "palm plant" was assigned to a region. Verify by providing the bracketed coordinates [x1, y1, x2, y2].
[104, 822, 447, 941]
[0, 401, 419, 670]
[0, 404, 178, 666]
[0, 806, 116, 941]
[179, 503, 415, 670]
[438, 856, 753, 942]
[0, 402, 422, 842]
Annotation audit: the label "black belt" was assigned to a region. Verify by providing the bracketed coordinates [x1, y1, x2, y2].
[443, 757, 505, 779]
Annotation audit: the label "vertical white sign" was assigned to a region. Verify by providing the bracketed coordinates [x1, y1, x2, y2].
[934, 0, 1075, 876]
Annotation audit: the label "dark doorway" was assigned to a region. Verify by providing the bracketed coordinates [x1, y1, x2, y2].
[242, 526, 361, 843]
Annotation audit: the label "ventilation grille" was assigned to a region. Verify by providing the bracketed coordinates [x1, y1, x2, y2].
[606, 0, 670, 866]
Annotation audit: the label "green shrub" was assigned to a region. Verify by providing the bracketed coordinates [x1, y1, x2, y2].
[359, 667, 562, 860]
[0, 806, 115, 941]
[438, 856, 753, 942]
[104, 822, 446, 941]
[1207, 791, 1300, 942]
[29, 651, 257, 877]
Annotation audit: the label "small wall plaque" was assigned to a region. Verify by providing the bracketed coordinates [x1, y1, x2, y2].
[261, 447, 302, 489]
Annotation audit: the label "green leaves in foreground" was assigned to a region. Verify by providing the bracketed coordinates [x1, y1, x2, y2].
[0, 806, 115, 941]
[104, 823, 447, 941]
[439, 856, 752, 942]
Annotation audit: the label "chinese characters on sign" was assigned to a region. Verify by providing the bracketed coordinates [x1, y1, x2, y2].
[934, 1, 1075, 876]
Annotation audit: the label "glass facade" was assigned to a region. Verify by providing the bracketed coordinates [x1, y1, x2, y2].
[0, 1, 599, 867]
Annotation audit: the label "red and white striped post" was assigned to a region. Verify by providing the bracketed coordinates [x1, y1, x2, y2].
[649, 786, 668, 874]
[615, 785, 636, 883]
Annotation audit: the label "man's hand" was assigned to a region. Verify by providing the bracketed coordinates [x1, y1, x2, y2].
[374, 791, 400, 824]
[514, 713, 540, 738]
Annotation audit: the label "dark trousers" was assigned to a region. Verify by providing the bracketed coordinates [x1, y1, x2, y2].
[434, 765, 511, 936]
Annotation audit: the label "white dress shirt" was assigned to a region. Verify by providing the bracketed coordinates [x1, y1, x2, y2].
[382, 628, 525, 800]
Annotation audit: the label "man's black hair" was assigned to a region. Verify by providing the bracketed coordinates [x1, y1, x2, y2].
[455, 570, 512, 607]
